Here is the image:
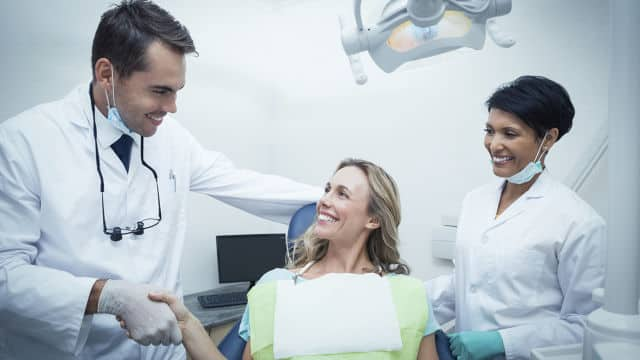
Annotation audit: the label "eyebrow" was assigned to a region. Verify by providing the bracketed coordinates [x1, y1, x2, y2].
[150, 84, 185, 93]
[325, 182, 351, 194]
[485, 123, 521, 132]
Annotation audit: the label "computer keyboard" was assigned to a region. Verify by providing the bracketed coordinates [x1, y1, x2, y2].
[197, 291, 248, 308]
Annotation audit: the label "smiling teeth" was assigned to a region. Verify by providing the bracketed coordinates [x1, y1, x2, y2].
[147, 114, 163, 121]
[493, 156, 512, 163]
[318, 214, 337, 223]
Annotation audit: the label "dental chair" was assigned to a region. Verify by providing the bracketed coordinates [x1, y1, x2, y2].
[216, 202, 454, 360]
[217, 203, 317, 360]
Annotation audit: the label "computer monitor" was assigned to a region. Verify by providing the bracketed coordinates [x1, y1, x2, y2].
[216, 233, 287, 286]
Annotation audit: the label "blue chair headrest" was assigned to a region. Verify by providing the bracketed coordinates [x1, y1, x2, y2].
[287, 203, 317, 242]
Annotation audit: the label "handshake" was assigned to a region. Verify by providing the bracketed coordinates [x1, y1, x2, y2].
[96, 279, 193, 346]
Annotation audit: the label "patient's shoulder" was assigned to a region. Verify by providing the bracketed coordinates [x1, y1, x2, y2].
[386, 274, 426, 289]
[257, 268, 294, 284]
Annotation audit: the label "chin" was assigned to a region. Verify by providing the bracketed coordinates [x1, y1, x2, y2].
[141, 128, 158, 137]
[313, 228, 334, 240]
[492, 168, 513, 178]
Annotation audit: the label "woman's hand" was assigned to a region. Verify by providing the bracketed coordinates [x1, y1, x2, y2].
[146, 292, 226, 360]
[147, 292, 195, 329]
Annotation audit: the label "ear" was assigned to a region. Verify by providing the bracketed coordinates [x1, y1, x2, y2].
[94, 58, 114, 90]
[365, 217, 380, 230]
[542, 128, 559, 153]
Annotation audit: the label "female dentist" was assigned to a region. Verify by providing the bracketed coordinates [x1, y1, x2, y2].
[426, 76, 606, 360]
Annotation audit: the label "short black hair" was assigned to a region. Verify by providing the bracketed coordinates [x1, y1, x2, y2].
[91, 0, 197, 79]
[486, 75, 574, 141]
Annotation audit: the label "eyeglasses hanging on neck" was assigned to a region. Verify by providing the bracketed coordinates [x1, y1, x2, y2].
[88, 84, 162, 241]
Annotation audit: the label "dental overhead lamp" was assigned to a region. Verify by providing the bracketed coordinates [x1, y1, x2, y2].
[340, 0, 514, 84]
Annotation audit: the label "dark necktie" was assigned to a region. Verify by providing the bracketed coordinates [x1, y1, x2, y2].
[111, 135, 133, 172]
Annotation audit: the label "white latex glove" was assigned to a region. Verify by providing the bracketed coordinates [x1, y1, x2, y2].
[97, 279, 182, 346]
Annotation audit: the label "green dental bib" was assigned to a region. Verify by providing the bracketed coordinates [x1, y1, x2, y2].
[248, 275, 428, 360]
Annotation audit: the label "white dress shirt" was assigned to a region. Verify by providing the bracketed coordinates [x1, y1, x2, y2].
[425, 172, 606, 359]
[0, 84, 320, 360]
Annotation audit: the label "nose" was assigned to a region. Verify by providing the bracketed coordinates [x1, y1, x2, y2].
[163, 93, 177, 114]
[486, 134, 504, 153]
[318, 192, 333, 209]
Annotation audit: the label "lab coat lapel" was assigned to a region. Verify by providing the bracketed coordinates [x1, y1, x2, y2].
[486, 172, 549, 230]
[490, 197, 527, 229]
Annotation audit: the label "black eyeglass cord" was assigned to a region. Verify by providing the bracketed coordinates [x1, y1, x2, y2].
[88, 83, 162, 241]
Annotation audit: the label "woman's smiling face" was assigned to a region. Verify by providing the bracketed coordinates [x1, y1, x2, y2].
[314, 166, 375, 244]
[484, 108, 545, 178]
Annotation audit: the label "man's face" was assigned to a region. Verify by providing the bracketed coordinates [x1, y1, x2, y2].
[113, 41, 186, 137]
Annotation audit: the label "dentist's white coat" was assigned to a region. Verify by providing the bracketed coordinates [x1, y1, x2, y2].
[0, 85, 320, 360]
[426, 172, 606, 359]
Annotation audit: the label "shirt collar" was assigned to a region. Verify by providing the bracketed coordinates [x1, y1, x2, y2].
[524, 170, 551, 199]
[493, 170, 551, 200]
[69, 83, 93, 129]
[71, 83, 141, 150]
[94, 106, 136, 150]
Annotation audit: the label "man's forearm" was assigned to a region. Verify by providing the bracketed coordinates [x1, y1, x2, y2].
[85, 279, 106, 314]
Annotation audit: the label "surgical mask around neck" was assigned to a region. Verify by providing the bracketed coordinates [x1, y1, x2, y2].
[104, 66, 134, 135]
[506, 131, 548, 185]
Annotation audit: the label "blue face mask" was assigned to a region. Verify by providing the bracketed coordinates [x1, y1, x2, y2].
[104, 65, 134, 135]
[506, 131, 548, 184]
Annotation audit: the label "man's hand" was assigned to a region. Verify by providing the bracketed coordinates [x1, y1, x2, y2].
[97, 279, 182, 346]
[448, 330, 504, 360]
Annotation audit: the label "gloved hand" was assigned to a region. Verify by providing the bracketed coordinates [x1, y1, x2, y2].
[448, 330, 504, 360]
[97, 279, 182, 346]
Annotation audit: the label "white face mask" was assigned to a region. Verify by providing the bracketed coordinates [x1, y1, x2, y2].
[505, 131, 548, 184]
[104, 65, 134, 135]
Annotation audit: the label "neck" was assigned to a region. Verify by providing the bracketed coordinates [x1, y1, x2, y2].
[316, 236, 374, 274]
[499, 171, 542, 211]
[91, 82, 109, 118]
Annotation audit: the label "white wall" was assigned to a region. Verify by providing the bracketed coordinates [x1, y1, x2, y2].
[265, 0, 610, 280]
[0, 0, 292, 294]
[0, 0, 610, 293]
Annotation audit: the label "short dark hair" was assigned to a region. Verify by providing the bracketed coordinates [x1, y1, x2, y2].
[486, 75, 575, 141]
[91, 0, 197, 79]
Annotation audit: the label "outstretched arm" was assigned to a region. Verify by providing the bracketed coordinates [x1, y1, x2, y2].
[185, 131, 321, 224]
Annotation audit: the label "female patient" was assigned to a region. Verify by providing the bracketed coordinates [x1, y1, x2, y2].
[146, 158, 440, 360]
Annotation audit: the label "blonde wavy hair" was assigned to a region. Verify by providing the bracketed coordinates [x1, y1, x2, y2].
[287, 158, 409, 275]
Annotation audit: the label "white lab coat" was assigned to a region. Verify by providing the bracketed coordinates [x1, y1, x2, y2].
[0, 84, 320, 360]
[425, 172, 606, 359]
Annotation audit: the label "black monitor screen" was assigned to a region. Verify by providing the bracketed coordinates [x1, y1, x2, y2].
[216, 233, 287, 284]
